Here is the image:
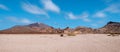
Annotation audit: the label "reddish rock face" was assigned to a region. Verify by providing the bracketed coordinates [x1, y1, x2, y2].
[0, 23, 58, 34]
[64, 21, 120, 34]
[74, 26, 95, 34]
[99, 21, 120, 34]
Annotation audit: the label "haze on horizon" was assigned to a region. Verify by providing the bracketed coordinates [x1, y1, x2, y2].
[0, 0, 120, 30]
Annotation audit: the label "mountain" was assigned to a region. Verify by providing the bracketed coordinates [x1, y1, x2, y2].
[66, 21, 120, 34]
[73, 26, 95, 34]
[27, 23, 52, 28]
[99, 21, 120, 34]
[63, 27, 74, 34]
[0, 23, 58, 34]
[0, 21, 120, 34]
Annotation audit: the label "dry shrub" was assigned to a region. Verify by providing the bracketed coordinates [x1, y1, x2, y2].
[67, 32, 76, 36]
[108, 33, 120, 36]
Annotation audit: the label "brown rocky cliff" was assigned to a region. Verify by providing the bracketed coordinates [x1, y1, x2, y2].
[99, 21, 120, 34]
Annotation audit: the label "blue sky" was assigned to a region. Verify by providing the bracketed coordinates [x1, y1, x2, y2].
[0, 0, 120, 30]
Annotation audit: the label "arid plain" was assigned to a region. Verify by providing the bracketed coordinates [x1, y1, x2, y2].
[0, 34, 120, 52]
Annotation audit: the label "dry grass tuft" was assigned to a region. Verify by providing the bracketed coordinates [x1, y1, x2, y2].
[67, 32, 76, 36]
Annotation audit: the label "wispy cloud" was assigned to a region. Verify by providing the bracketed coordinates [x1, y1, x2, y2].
[41, 0, 60, 13]
[66, 12, 91, 22]
[80, 12, 91, 22]
[102, 0, 113, 3]
[67, 12, 77, 20]
[7, 17, 33, 24]
[20, 18, 33, 24]
[104, 4, 120, 13]
[21, 2, 48, 16]
[93, 3, 120, 18]
[0, 4, 9, 10]
[93, 12, 106, 18]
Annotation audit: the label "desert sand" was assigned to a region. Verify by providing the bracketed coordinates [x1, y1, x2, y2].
[0, 34, 120, 52]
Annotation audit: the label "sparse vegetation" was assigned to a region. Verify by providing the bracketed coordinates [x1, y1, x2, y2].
[108, 33, 120, 36]
[60, 34, 64, 37]
[67, 32, 76, 36]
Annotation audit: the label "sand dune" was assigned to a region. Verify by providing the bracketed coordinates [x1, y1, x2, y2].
[0, 34, 120, 52]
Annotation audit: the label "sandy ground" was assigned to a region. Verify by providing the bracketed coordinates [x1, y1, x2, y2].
[0, 34, 120, 52]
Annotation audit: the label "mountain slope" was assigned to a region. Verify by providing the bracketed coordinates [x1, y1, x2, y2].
[0, 21, 120, 34]
[0, 23, 58, 34]
[99, 21, 120, 34]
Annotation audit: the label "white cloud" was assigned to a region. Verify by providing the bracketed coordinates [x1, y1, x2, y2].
[80, 12, 91, 22]
[41, 0, 60, 13]
[93, 12, 106, 18]
[104, 4, 120, 13]
[7, 17, 33, 24]
[22, 2, 48, 16]
[67, 12, 91, 22]
[20, 18, 33, 24]
[0, 4, 9, 10]
[67, 12, 77, 19]
[93, 4, 120, 18]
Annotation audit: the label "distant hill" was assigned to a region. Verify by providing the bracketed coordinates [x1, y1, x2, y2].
[0, 23, 58, 34]
[0, 21, 120, 34]
[98, 21, 120, 34]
